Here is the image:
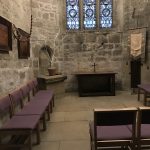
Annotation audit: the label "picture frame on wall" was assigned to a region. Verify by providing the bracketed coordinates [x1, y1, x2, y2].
[17, 28, 30, 59]
[0, 16, 12, 53]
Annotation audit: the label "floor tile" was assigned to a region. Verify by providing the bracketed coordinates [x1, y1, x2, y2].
[60, 140, 90, 150]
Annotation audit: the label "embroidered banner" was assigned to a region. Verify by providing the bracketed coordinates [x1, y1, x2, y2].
[130, 33, 142, 57]
[129, 28, 146, 62]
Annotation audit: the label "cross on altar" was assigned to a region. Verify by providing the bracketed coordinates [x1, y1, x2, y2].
[91, 63, 97, 72]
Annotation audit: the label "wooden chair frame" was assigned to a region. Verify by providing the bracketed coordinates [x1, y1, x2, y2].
[137, 107, 150, 150]
[90, 108, 138, 150]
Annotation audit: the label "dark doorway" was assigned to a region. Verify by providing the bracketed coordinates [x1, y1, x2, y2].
[130, 59, 141, 89]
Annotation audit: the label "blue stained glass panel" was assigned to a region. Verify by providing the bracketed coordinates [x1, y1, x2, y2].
[100, 0, 113, 28]
[66, 0, 80, 30]
[83, 0, 96, 29]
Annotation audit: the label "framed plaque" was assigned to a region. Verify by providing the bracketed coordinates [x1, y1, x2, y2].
[17, 28, 30, 59]
[0, 16, 12, 53]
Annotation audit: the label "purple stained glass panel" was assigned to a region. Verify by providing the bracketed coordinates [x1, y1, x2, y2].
[100, 0, 113, 28]
[66, 0, 80, 30]
[83, 0, 96, 29]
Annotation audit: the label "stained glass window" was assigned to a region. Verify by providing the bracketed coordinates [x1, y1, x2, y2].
[66, 0, 80, 30]
[100, 0, 113, 28]
[83, 0, 96, 29]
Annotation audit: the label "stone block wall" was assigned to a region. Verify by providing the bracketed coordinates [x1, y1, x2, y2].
[0, 0, 150, 94]
[0, 0, 35, 96]
[123, 0, 150, 89]
[58, 0, 124, 91]
[61, 32, 123, 91]
[31, 0, 63, 75]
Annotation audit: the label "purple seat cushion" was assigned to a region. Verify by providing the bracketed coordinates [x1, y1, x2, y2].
[30, 95, 51, 105]
[15, 101, 47, 116]
[1, 115, 40, 130]
[138, 84, 150, 92]
[35, 90, 53, 100]
[31, 92, 53, 106]
[97, 126, 132, 140]
[89, 122, 132, 141]
[141, 124, 150, 138]
[0, 96, 11, 112]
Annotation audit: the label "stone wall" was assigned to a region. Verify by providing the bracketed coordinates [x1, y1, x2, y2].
[58, 0, 124, 91]
[123, 0, 150, 89]
[31, 0, 62, 75]
[0, 0, 150, 95]
[61, 32, 123, 91]
[58, 0, 150, 91]
[0, 0, 36, 96]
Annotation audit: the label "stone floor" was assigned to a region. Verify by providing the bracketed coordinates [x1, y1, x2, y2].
[32, 91, 144, 150]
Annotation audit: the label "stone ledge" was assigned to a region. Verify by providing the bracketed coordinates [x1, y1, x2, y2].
[37, 74, 67, 90]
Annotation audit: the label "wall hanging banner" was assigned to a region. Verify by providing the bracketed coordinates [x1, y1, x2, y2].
[129, 28, 146, 62]
[130, 33, 142, 57]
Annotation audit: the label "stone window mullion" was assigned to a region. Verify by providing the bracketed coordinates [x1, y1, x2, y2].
[79, 0, 83, 30]
[96, 0, 100, 29]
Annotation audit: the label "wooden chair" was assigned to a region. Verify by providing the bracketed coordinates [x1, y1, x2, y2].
[89, 108, 137, 150]
[10, 87, 47, 131]
[137, 84, 150, 106]
[0, 95, 41, 150]
[137, 107, 150, 149]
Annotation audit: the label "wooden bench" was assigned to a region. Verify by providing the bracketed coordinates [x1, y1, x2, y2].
[0, 78, 55, 150]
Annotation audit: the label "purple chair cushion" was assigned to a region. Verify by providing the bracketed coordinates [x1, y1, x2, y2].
[97, 125, 132, 140]
[141, 124, 150, 138]
[89, 122, 132, 141]
[15, 102, 46, 116]
[34, 91, 53, 101]
[138, 84, 150, 92]
[1, 115, 40, 130]
[0, 96, 11, 112]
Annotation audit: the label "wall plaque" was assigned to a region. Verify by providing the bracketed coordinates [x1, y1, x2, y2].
[17, 28, 30, 59]
[0, 16, 12, 53]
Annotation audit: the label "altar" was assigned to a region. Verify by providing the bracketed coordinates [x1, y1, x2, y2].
[75, 72, 116, 97]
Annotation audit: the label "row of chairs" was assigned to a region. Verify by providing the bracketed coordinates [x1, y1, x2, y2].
[90, 107, 150, 150]
[0, 79, 54, 150]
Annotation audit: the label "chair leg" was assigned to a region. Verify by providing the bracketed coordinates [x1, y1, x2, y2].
[47, 104, 50, 121]
[36, 123, 40, 145]
[137, 88, 140, 101]
[50, 101, 53, 113]
[42, 112, 47, 131]
[52, 95, 55, 107]
[29, 131, 32, 150]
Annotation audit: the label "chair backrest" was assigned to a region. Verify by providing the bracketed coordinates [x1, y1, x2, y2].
[27, 80, 37, 96]
[32, 78, 39, 92]
[0, 95, 13, 118]
[138, 107, 150, 124]
[9, 89, 24, 113]
[137, 107, 150, 149]
[20, 85, 30, 102]
[94, 108, 137, 126]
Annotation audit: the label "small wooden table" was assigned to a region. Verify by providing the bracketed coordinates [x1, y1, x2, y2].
[137, 84, 150, 106]
[74, 72, 116, 97]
